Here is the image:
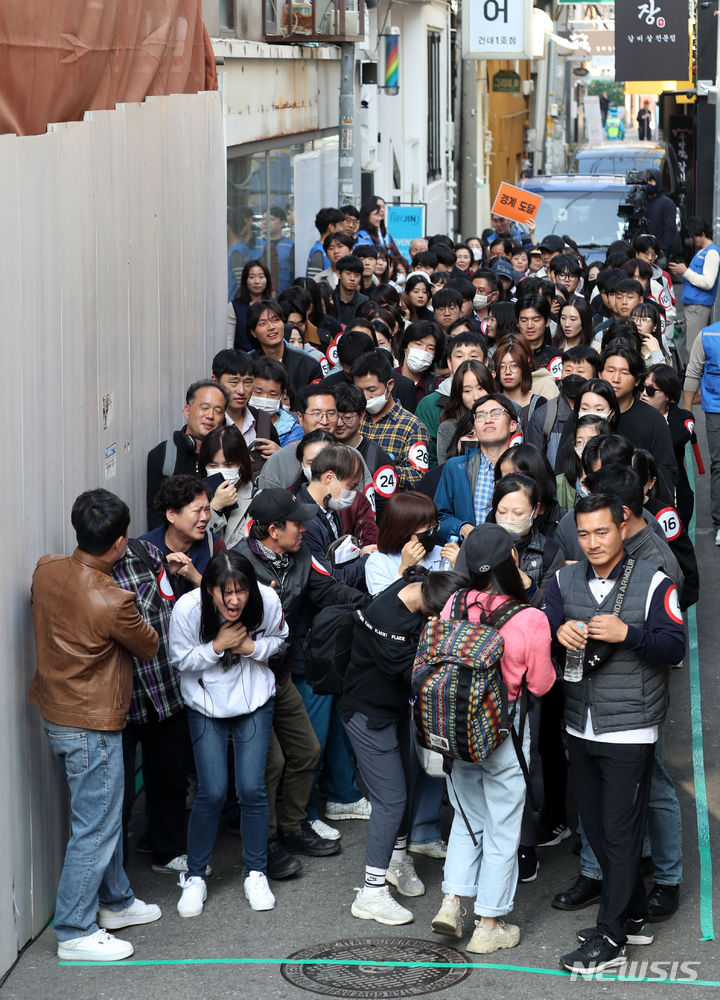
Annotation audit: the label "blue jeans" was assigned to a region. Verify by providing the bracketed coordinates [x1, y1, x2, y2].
[579, 724, 682, 885]
[187, 700, 274, 877]
[442, 726, 530, 917]
[43, 719, 134, 942]
[407, 741, 444, 845]
[294, 679, 363, 819]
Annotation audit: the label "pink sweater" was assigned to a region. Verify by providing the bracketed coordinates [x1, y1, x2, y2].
[440, 590, 555, 700]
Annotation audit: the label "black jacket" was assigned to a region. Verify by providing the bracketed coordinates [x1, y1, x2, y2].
[294, 485, 369, 589]
[340, 580, 424, 725]
[644, 170, 677, 258]
[146, 430, 200, 530]
[254, 345, 322, 395]
[233, 538, 366, 682]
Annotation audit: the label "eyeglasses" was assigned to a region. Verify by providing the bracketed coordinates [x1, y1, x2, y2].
[498, 363, 520, 373]
[305, 409, 337, 421]
[474, 408, 508, 421]
[336, 412, 360, 424]
[641, 384, 660, 397]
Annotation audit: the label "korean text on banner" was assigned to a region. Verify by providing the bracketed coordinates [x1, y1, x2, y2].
[491, 183, 542, 226]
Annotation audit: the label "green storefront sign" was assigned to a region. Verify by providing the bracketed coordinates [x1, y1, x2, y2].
[492, 70, 521, 94]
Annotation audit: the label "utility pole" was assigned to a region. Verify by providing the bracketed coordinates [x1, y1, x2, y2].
[339, 42, 355, 205]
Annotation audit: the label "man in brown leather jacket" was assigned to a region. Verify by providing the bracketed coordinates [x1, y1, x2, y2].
[29, 489, 162, 962]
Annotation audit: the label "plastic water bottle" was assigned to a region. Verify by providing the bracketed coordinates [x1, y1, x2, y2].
[564, 623, 585, 682]
[439, 534, 459, 571]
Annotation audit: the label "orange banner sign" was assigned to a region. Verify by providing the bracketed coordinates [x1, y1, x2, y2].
[491, 183, 542, 226]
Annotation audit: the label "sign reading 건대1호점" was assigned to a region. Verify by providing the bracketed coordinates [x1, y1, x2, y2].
[491, 183, 542, 226]
[462, 0, 531, 59]
[615, 0, 689, 82]
[387, 204, 426, 257]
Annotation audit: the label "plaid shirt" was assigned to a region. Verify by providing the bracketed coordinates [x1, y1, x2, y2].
[111, 540, 184, 724]
[360, 400, 429, 490]
[472, 450, 496, 525]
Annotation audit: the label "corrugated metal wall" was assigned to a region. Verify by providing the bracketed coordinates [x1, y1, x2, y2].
[0, 90, 225, 977]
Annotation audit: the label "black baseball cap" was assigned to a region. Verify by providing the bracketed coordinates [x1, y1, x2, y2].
[462, 523, 515, 574]
[539, 235, 565, 253]
[248, 489, 317, 524]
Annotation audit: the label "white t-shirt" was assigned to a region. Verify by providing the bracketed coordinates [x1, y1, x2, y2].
[365, 546, 446, 596]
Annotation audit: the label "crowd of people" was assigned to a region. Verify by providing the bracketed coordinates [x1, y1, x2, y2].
[32, 195, 716, 975]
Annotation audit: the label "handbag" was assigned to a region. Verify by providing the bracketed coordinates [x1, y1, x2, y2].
[582, 557, 636, 675]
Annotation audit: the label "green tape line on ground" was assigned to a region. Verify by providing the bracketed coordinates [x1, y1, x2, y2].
[687, 456, 715, 941]
[56, 955, 720, 985]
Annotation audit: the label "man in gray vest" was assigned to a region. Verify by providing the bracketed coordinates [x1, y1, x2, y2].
[544, 494, 686, 975]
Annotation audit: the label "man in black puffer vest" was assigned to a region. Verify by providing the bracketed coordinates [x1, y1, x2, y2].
[544, 494, 686, 976]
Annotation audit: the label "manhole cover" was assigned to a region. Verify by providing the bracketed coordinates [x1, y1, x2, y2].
[281, 936, 472, 997]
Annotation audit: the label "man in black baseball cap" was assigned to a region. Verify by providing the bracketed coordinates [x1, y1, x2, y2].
[235, 488, 368, 879]
[538, 235, 565, 274]
[247, 489, 317, 541]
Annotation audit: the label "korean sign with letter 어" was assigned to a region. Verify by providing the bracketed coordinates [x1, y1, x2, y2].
[491, 183, 542, 227]
[462, 0, 531, 59]
[614, 0, 690, 82]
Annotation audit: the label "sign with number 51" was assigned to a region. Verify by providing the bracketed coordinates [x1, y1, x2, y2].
[462, 0, 531, 59]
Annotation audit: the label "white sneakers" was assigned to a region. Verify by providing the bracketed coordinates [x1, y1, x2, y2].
[431, 894, 463, 938]
[715, 527, 720, 546]
[466, 917, 520, 954]
[97, 898, 162, 930]
[409, 840, 448, 859]
[58, 928, 134, 962]
[151, 855, 212, 877]
[326, 798, 372, 821]
[244, 871, 276, 911]
[177, 870, 276, 917]
[177, 875, 208, 918]
[351, 885, 413, 925]
[386, 858, 425, 897]
[309, 818, 341, 840]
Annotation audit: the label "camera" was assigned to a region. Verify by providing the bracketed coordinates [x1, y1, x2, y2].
[617, 170, 652, 241]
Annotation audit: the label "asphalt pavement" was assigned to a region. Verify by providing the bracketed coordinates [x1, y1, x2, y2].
[4, 416, 720, 1000]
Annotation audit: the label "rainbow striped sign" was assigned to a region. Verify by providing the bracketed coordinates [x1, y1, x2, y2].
[384, 30, 399, 92]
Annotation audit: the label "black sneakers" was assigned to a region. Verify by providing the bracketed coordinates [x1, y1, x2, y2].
[536, 823, 572, 848]
[552, 873, 603, 910]
[561, 933, 627, 974]
[646, 883, 680, 922]
[280, 820, 342, 857]
[577, 917, 654, 946]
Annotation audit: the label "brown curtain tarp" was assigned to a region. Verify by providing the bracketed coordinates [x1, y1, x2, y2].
[0, 0, 217, 136]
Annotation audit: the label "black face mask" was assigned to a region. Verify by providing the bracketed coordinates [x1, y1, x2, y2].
[562, 374, 587, 400]
[415, 525, 439, 553]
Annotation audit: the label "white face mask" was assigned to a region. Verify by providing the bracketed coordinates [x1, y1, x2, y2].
[406, 347, 434, 373]
[302, 465, 313, 482]
[473, 293, 489, 311]
[574, 445, 585, 458]
[328, 487, 356, 511]
[495, 514, 534, 538]
[250, 394, 280, 413]
[365, 391, 388, 415]
[211, 466, 240, 481]
[471, 247, 482, 261]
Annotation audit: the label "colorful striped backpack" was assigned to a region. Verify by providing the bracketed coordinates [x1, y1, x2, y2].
[411, 590, 525, 764]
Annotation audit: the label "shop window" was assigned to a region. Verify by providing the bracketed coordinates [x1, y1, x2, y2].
[264, 0, 364, 42]
[427, 31, 442, 182]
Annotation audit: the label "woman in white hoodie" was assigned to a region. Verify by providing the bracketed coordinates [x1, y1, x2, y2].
[169, 551, 288, 919]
